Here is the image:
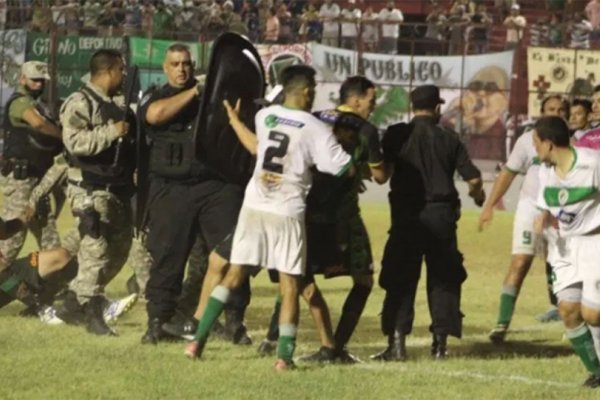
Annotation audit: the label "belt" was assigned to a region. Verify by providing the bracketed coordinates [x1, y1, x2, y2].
[68, 179, 132, 196]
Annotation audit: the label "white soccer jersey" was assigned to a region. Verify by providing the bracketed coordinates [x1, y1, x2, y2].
[505, 129, 541, 203]
[537, 147, 600, 237]
[242, 105, 352, 218]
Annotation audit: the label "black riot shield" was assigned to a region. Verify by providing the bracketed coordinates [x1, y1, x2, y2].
[194, 32, 266, 186]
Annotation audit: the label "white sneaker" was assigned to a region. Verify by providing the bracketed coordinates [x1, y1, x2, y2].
[38, 306, 64, 325]
[103, 293, 138, 324]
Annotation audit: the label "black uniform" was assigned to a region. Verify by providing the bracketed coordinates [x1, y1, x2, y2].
[380, 115, 481, 339]
[139, 81, 248, 327]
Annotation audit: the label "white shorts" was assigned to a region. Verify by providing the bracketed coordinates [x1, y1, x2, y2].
[511, 198, 542, 255]
[229, 207, 306, 276]
[545, 228, 578, 294]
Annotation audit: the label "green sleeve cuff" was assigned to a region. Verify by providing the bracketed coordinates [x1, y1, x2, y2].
[336, 159, 353, 177]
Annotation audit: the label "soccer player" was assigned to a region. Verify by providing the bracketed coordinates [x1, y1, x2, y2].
[534, 116, 600, 388]
[570, 99, 593, 141]
[481, 95, 566, 343]
[184, 65, 354, 369]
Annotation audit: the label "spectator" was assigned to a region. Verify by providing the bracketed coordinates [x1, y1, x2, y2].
[340, 0, 360, 50]
[241, 0, 260, 42]
[361, 6, 378, 52]
[425, 4, 447, 54]
[221, 0, 248, 35]
[31, 0, 52, 32]
[51, 0, 67, 30]
[378, 1, 403, 55]
[298, 2, 321, 42]
[277, 4, 293, 43]
[529, 16, 550, 47]
[176, 0, 200, 40]
[257, 0, 273, 40]
[569, 11, 593, 48]
[123, 0, 143, 36]
[264, 6, 279, 42]
[546, 0, 565, 12]
[469, 3, 492, 54]
[585, 0, 600, 46]
[141, 0, 154, 34]
[447, 5, 470, 55]
[451, 0, 476, 16]
[503, 3, 526, 50]
[548, 12, 564, 46]
[153, 1, 175, 38]
[63, 0, 81, 35]
[82, 0, 103, 35]
[319, 0, 340, 47]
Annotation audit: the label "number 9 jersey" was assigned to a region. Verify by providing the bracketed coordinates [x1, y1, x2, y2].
[242, 104, 353, 218]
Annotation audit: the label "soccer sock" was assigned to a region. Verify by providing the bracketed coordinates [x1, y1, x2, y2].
[589, 325, 600, 360]
[277, 323, 297, 362]
[566, 323, 600, 375]
[334, 284, 371, 350]
[194, 285, 231, 342]
[266, 295, 282, 341]
[496, 285, 518, 326]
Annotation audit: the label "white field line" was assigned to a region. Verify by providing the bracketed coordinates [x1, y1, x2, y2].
[355, 363, 578, 388]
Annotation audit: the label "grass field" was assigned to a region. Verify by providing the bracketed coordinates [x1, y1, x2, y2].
[0, 203, 596, 399]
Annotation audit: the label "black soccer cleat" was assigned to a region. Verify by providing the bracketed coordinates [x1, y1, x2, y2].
[583, 374, 600, 388]
[299, 346, 337, 363]
[162, 316, 198, 341]
[489, 324, 508, 344]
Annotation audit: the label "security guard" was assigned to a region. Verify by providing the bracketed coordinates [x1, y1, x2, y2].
[372, 85, 486, 361]
[0, 61, 62, 268]
[57, 49, 135, 336]
[139, 43, 250, 344]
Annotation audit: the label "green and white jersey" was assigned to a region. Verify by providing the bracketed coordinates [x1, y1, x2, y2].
[537, 147, 600, 237]
[505, 128, 541, 203]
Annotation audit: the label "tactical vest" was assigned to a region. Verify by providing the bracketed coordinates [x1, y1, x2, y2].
[145, 85, 202, 180]
[65, 86, 136, 187]
[2, 92, 62, 177]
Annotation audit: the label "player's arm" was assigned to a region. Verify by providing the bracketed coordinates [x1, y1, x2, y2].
[223, 99, 257, 155]
[18, 102, 61, 139]
[145, 83, 200, 126]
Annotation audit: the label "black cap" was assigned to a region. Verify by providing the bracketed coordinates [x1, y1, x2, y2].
[410, 85, 445, 110]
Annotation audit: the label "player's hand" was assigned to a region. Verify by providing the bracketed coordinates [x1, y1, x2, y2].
[114, 121, 130, 137]
[478, 205, 493, 231]
[223, 99, 241, 123]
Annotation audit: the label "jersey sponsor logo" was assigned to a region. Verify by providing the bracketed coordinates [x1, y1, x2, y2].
[557, 209, 576, 224]
[264, 114, 305, 129]
[544, 186, 596, 207]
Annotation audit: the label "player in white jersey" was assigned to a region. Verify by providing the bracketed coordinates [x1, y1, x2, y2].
[479, 95, 566, 343]
[184, 65, 354, 370]
[534, 116, 600, 388]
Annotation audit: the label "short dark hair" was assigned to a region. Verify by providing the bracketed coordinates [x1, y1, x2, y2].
[339, 76, 375, 104]
[281, 65, 316, 92]
[90, 49, 123, 76]
[167, 43, 191, 55]
[540, 94, 563, 114]
[534, 116, 570, 147]
[571, 98, 592, 114]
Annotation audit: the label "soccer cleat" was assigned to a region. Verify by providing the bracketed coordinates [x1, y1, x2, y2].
[184, 340, 206, 359]
[489, 324, 508, 344]
[299, 346, 336, 363]
[536, 306, 560, 323]
[38, 306, 64, 325]
[336, 348, 362, 364]
[162, 317, 198, 341]
[257, 339, 277, 356]
[583, 374, 600, 388]
[274, 359, 296, 371]
[103, 294, 138, 324]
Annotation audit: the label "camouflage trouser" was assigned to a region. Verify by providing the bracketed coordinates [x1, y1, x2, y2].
[0, 174, 60, 269]
[67, 185, 133, 304]
[127, 234, 153, 296]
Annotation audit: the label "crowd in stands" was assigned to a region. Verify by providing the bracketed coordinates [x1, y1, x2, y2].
[0, 0, 599, 53]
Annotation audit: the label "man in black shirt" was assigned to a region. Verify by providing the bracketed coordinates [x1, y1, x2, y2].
[372, 85, 485, 361]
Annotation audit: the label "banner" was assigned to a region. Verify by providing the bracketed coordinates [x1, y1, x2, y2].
[0, 30, 27, 121]
[527, 47, 600, 116]
[26, 33, 124, 99]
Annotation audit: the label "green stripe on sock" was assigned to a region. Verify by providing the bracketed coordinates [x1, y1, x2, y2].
[277, 324, 297, 362]
[497, 292, 517, 326]
[567, 324, 600, 375]
[194, 287, 230, 342]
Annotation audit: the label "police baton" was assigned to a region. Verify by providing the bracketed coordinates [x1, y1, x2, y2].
[113, 65, 139, 167]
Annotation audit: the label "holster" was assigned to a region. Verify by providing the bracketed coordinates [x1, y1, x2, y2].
[74, 205, 101, 239]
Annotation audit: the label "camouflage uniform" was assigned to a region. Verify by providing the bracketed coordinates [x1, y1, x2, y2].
[60, 81, 134, 305]
[127, 234, 152, 295]
[0, 86, 60, 268]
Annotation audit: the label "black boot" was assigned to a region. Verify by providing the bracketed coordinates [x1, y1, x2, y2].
[56, 290, 86, 325]
[85, 296, 117, 336]
[224, 309, 252, 345]
[431, 334, 448, 359]
[141, 317, 179, 345]
[370, 333, 407, 362]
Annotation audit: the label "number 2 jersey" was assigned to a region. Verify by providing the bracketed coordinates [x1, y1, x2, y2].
[537, 147, 600, 237]
[242, 104, 352, 219]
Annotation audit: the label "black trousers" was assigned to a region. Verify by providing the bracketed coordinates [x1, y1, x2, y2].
[379, 203, 467, 338]
[145, 178, 247, 321]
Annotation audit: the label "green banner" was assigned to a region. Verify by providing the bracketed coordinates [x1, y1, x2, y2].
[26, 32, 124, 99]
